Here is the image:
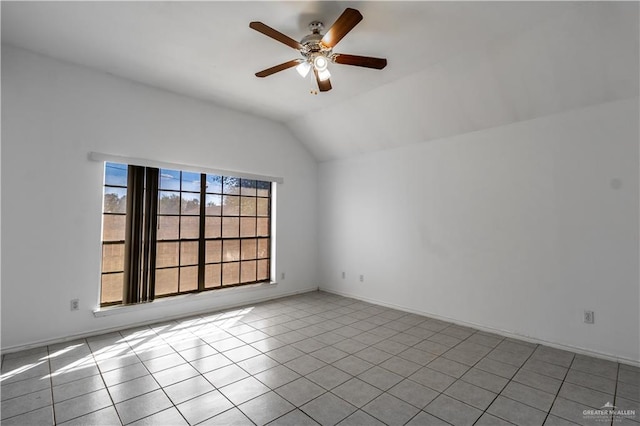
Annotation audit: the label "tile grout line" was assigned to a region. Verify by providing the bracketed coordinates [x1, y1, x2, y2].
[121, 326, 189, 424]
[333, 306, 502, 424]
[305, 306, 428, 424]
[242, 304, 364, 425]
[121, 323, 215, 425]
[48, 338, 120, 425]
[0, 354, 48, 422]
[460, 340, 544, 425]
[90, 336, 125, 426]
[47, 344, 57, 425]
[399, 327, 491, 426]
[90, 332, 149, 424]
[349, 324, 500, 425]
[148, 314, 269, 426]
[152, 326, 203, 426]
[238, 305, 344, 424]
[540, 351, 576, 426]
[246, 303, 393, 425]
[439, 329, 519, 426]
[491, 349, 568, 423]
[610, 362, 620, 426]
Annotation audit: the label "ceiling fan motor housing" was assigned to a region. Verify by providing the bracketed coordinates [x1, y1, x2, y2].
[300, 23, 333, 63]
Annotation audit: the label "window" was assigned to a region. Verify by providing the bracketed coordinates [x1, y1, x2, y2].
[100, 162, 272, 306]
[101, 163, 128, 304]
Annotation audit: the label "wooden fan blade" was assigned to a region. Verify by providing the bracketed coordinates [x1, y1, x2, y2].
[250, 22, 303, 50]
[333, 54, 387, 69]
[321, 8, 363, 48]
[255, 59, 303, 78]
[314, 68, 332, 92]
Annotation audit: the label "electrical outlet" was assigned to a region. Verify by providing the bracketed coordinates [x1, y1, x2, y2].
[280, 272, 285, 280]
[341, 272, 346, 279]
[584, 310, 594, 324]
[359, 275, 364, 282]
[70, 299, 79, 311]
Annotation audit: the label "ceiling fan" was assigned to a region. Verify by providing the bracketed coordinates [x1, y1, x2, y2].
[250, 8, 387, 93]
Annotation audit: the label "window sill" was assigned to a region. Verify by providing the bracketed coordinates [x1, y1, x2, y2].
[93, 281, 278, 317]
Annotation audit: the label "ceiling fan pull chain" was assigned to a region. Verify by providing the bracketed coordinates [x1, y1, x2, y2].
[309, 70, 318, 95]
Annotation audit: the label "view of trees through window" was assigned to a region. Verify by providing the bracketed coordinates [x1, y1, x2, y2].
[100, 162, 271, 306]
[101, 163, 128, 304]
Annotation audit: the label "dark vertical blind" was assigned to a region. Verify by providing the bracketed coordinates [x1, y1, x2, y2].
[123, 165, 145, 304]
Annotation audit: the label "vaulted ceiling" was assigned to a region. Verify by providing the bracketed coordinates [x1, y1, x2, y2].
[2, 1, 638, 161]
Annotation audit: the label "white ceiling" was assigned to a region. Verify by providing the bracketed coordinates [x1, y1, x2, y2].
[2, 1, 638, 161]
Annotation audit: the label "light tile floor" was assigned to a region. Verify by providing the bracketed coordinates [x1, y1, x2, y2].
[1, 291, 638, 425]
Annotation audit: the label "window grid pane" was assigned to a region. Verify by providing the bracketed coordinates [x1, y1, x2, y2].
[101, 273, 124, 304]
[156, 268, 179, 295]
[179, 266, 198, 292]
[222, 263, 240, 286]
[205, 264, 221, 288]
[241, 261, 257, 283]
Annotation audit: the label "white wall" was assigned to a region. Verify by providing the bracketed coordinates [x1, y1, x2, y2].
[1, 45, 318, 351]
[319, 98, 640, 364]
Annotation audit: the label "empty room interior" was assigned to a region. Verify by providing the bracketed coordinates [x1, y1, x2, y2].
[1, 1, 639, 425]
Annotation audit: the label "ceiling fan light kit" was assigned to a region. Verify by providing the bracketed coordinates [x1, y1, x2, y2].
[313, 55, 328, 72]
[295, 61, 311, 78]
[250, 8, 387, 93]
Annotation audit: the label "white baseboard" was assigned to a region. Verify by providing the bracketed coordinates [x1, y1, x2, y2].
[320, 287, 640, 368]
[1, 286, 319, 355]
